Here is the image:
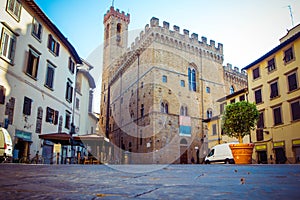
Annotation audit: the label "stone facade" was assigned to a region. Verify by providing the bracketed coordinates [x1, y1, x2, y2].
[99, 7, 247, 164]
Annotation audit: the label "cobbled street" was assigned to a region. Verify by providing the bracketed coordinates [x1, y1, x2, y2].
[0, 164, 300, 199]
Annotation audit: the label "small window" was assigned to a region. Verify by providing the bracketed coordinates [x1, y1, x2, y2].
[22, 96, 32, 115]
[283, 47, 294, 63]
[141, 82, 144, 88]
[162, 75, 167, 83]
[26, 48, 40, 79]
[212, 124, 217, 135]
[6, 0, 22, 21]
[273, 106, 282, 125]
[252, 67, 260, 80]
[239, 95, 245, 101]
[47, 34, 60, 56]
[32, 18, 43, 41]
[45, 62, 55, 89]
[267, 58, 276, 72]
[180, 80, 185, 87]
[230, 85, 234, 94]
[65, 111, 71, 129]
[254, 89, 262, 104]
[220, 103, 226, 114]
[180, 106, 188, 116]
[290, 99, 300, 121]
[206, 87, 210, 93]
[0, 27, 16, 64]
[46, 107, 58, 125]
[161, 102, 168, 114]
[257, 112, 264, 129]
[287, 72, 298, 92]
[68, 57, 75, 74]
[230, 99, 235, 104]
[270, 81, 279, 99]
[207, 109, 212, 119]
[65, 79, 73, 103]
[256, 129, 264, 141]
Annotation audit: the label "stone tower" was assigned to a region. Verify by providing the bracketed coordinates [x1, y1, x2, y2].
[100, 7, 130, 137]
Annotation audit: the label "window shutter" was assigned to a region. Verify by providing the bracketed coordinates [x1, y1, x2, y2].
[56, 43, 60, 56]
[23, 97, 32, 115]
[48, 34, 52, 49]
[54, 110, 59, 125]
[0, 86, 5, 104]
[46, 107, 50, 122]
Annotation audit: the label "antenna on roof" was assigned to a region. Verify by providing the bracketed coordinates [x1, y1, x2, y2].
[287, 5, 294, 27]
[112, 0, 115, 7]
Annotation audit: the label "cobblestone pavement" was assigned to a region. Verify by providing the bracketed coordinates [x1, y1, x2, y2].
[0, 164, 300, 199]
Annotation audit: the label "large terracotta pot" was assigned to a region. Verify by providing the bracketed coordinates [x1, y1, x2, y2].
[229, 143, 254, 164]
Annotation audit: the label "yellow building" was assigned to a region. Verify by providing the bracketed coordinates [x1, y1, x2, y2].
[243, 24, 300, 164]
[204, 88, 250, 150]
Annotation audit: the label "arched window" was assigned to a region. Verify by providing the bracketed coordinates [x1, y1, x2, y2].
[230, 85, 235, 94]
[161, 102, 169, 114]
[116, 23, 122, 44]
[180, 106, 188, 116]
[180, 138, 188, 145]
[105, 24, 110, 45]
[188, 67, 196, 91]
[207, 108, 213, 119]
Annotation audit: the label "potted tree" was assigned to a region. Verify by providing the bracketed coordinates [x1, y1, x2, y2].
[222, 101, 259, 164]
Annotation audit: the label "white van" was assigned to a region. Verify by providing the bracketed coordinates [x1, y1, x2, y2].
[0, 128, 13, 162]
[204, 142, 237, 164]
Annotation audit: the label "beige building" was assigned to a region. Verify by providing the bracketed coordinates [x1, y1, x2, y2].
[203, 88, 250, 150]
[243, 24, 300, 164]
[0, 0, 97, 163]
[99, 7, 247, 164]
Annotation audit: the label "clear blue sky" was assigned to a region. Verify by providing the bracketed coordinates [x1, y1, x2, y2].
[34, 0, 300, 112]
[35, 0, 300, 68]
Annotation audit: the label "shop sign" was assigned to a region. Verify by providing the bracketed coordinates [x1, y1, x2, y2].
[255, 144, 267, 151]
[53, 144, 61, 153]
[15, 130, 32, 141]
[273, 141, 285, 148]
[292, 139, 300, 146]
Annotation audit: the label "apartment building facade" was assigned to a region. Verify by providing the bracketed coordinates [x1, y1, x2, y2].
[243, 24, 300, 164]
[203, 88, 250, 150]
[0, 0, 95, 162]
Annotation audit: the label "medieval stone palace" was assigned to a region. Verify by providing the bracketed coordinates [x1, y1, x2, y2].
[99, 7, 247, 164]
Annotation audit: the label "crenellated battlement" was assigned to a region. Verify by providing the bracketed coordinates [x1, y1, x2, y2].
[104, 6, 130, 24]
[223, 63, 247, 76]
[223, 63, 247, 87]
[108, 16, 226, 84]
[147, 17, 223, 54]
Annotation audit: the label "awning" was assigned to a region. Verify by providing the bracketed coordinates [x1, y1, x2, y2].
[38, 133, 106, 146]
[38, 132, 82, 146]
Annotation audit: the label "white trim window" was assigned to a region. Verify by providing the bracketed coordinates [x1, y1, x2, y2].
[0, 27, 16, 64]
[65, 78, 73, 103]
[6, 0, 22, 21]
[32, 17, 43, 41]
[26, 48, 40, 79]
[45, 62, 55, 89]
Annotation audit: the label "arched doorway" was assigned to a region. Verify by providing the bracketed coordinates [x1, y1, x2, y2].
[180, 138, 188, 164]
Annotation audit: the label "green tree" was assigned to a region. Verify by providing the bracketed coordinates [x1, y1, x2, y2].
[222, 101, 259, 143]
